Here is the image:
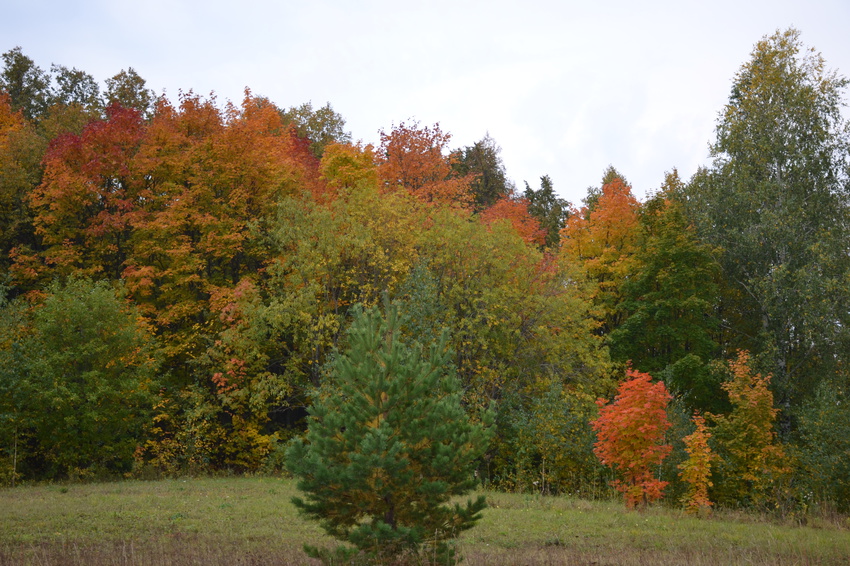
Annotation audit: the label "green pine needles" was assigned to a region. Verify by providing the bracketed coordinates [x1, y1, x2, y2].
[285, 304, 493, 564]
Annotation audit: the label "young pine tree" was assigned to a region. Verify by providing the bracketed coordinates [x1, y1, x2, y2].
[285, 304, 493, 564]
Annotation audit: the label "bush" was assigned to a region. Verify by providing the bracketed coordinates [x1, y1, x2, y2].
[592, 369, 672, 509]
[794, 381, 850, 512]
[0, 277, 160, 482]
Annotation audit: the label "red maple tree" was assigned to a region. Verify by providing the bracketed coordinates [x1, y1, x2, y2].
[592, 368, 672, 508]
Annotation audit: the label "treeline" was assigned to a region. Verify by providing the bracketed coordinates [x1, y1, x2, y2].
[1, 29, 849, 513]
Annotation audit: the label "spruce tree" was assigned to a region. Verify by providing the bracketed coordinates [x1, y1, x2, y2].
[286, 304, 492, 564]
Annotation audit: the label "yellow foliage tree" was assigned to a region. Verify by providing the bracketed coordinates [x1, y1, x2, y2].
[678, 414, 715, 515]
[708, 351, 791, 507]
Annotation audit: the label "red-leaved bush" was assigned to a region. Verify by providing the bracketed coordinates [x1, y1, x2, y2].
[592, 369, 672, 508]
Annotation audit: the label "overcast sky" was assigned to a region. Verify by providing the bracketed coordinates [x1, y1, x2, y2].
[4, 0, 850, 205]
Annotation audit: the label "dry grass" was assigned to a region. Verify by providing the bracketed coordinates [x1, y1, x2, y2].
[2, 478, 848, 565]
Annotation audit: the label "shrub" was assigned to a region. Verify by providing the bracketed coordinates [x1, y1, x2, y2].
[592, 369, 672, 508]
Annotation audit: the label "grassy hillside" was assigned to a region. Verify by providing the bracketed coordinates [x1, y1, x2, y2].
[1, 477, 848, 565]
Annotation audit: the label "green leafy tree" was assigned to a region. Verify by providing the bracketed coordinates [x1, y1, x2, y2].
[793, 379, 850, 512]
[262, 182, 420, 390]
[0, 282, 31, 485]
[40, 65, 104, 138]
[281, 101, 352, 158]
[420, 204, 608, 411]
[262, 167, 608, 490]
[286, 305, 492, 564]
[416, 201, 610, 491]
[0, 47, 52, 121]
[0, 277, 160, 480]
[104, 67, 156, 119]
[50, 64, 101, 109]
[609, 171, 723, 413]
[686, 28, 850, 416]
[505, 383, 605, 495]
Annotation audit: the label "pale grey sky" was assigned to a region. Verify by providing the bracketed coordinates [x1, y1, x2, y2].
[4, 0, 850, 205]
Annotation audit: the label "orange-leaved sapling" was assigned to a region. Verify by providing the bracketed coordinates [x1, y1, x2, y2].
[592, 368, 672, 509]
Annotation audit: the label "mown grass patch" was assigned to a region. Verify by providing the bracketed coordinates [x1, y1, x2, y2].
[2, 478, 848, 565]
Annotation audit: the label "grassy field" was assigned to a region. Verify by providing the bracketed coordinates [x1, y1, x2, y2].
[1, 477, 848, 565]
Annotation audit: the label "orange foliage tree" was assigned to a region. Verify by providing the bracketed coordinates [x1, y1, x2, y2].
[0, 92, 44, 276]
[592, 368, 672, 508]
[123, 90, 321, 339]
[126, 92, 323, 471]
[377, 121, 473, 208]
[480, 195, 546, 247]
[560, 177, 641, 335]
[20, 89, 327, 473]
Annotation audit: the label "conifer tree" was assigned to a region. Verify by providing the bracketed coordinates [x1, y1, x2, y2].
[286, 304, 492, 564]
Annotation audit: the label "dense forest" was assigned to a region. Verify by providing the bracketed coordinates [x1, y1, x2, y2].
[1, 28, 849, 513]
